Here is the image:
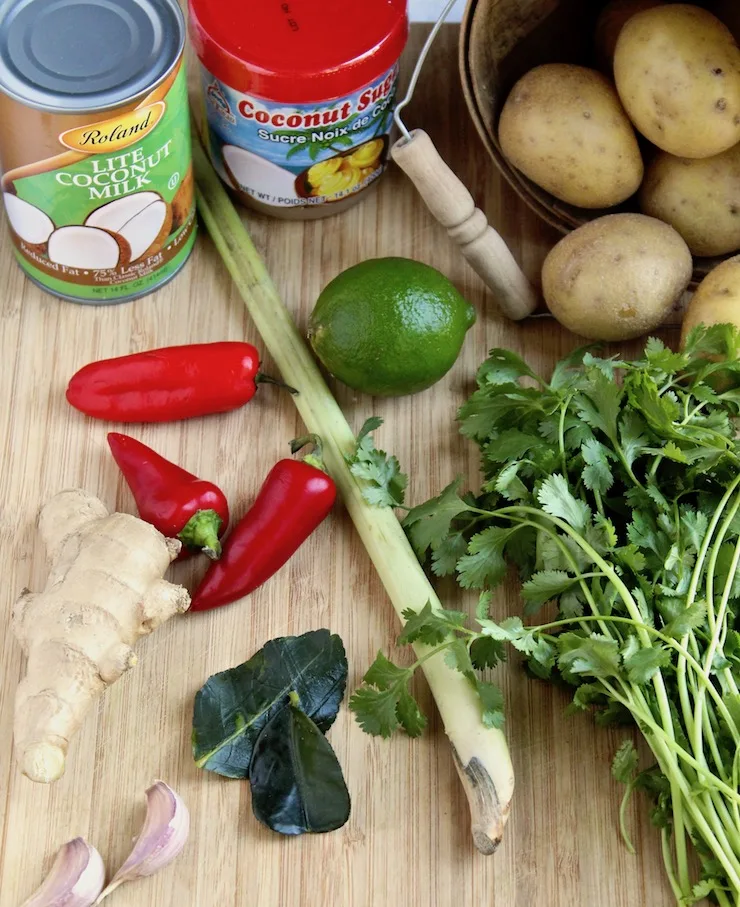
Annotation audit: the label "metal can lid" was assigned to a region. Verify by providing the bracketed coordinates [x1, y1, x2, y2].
[0, 0, 184, 112]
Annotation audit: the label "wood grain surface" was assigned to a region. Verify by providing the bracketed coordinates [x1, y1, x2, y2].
[0, 24, 680, 907]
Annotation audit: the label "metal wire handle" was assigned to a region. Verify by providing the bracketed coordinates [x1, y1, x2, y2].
[394, 0, 461, 139]
[390, 1, 540, 320]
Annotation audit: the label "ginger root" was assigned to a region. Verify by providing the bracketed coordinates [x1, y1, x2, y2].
[12, 489, 190, 783]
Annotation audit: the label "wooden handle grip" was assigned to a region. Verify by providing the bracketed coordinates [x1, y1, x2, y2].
[391, 129, 538, 321]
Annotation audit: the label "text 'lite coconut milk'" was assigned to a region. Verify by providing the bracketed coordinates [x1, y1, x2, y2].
[0, 0, 196, 304]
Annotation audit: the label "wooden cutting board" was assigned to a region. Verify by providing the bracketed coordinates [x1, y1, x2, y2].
[0, 24, 679, 907]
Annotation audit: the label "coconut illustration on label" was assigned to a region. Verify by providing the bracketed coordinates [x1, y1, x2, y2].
[221, 145, 297, 206]
[2, 194, 55, 250]
[84, 193, 173, 262]
[0, 0, 196, 304]
[48, 225, 131, 270]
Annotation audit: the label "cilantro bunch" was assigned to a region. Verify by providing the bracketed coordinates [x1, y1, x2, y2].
[350, 325, 740, 906]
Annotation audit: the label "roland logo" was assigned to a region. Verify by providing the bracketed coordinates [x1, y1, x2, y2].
[59, 102, 166, 155]
[80, 109, 153, 146]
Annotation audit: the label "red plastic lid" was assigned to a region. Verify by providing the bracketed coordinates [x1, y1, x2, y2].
[189, 0, 408, 103]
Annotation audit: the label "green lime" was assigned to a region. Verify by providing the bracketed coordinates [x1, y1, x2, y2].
[307, 257, 477, 397]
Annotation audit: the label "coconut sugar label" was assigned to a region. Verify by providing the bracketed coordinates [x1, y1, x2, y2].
[0, 61, 195, 303]
[200, 64, 399, 210]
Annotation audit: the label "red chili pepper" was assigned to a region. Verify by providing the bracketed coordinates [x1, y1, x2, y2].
[190, 436, 336, 611]
[107, 432, 230, 559]
[67, 341, 295, 423]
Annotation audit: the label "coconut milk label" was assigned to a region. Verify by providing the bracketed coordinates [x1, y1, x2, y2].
[0, 63, 195, 303]
[200, 63, 399, 208]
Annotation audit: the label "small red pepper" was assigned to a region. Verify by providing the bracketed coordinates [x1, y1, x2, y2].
[190, 436, 337, 611]
[107, 432, 230, 559]
[67, 341, 295, 423]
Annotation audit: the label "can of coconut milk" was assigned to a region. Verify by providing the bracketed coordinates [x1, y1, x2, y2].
[0, 0, 196, 304]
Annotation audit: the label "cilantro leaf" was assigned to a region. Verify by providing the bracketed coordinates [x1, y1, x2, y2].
[349, 684, 402, 737]
[537, 474, 590, 531]
[682, 880, 721, 906]
[576, 371, 622, 442]
[349, 652, 427, 738]
[486, 429, 544, 462]
[560, 588, 586, 618]
[469, 635, 506, 669]
[476, 348, 540, 386]
[582, 352, 626, 379]
[619, 410, 649, 468]
[403, 478, 471, 557]
[521, 569, 580, 614]
[347, 424, 407, 508]
[683, 323, 740, 362]
[569, 683, 608, 712]
[473, 678, 505, 729]
[356, 416, 384, 443]
[431, 531, 468, 577]
[456, 526, 517, 589]
[627, 510, 662, 551]
[623, 645, 671, 684]
[625, 371, 680, 435]
[581, 438, 615, 494]
[398, 602, 467, 646]
[616, 545, 647, 575]
[643, 336, 687, 376]
[612, 739, 639, 785]
[395, 687, 427, 737]
[550, 344, 597, 388]
[493, 461, 530, 501]
[663, 601, 707, 639]
[363, 651, 410, 689]
[476, 591, 493, 621]
[444, 638, 474, 675]
[558, 633, 621, 678]
[645, 441, 689, 464]
[478, 615, 527, 640]
[458, 385, 543, 441]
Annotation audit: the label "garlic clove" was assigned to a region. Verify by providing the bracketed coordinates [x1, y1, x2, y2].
[95, 780, 189, 903]
[21, 837, 105, 907]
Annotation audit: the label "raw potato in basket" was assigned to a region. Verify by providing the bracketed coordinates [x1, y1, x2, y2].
[639, 143, 740, 257]
[593, 0, 664, 73]
[613, 4, 740, 159]
[541, 213, 693, 341]
[498, 63, 643, 208]
[680, 254, 740, 345]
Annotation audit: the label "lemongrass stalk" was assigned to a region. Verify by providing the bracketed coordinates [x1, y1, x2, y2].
[192, 136, 513, 854]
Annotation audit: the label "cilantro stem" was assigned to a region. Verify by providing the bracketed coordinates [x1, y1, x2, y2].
[618, 781, 637, 855]
[557, 395, 571, 477]
[603, 682, 740, 892]
[660, 827, 683, 903]
[523, 614, 738, 737]
[692, 531, 740, 789]
[492, 505, 724, 893]
[714, 889, 733, 907]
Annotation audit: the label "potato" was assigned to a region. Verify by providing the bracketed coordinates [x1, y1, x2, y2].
[593, 0, 663, 73]
[542, 213, 693, 340]
[498, 63, 643, 208]
[639, 144, 740, 256]
[614, 4, 740, 158]
[680, 254, 740, 346]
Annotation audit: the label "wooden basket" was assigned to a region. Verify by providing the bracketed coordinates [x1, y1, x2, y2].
[457, 0, 733, 284]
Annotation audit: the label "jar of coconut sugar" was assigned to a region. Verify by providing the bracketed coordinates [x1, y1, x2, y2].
[189, 0, 408, 219]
